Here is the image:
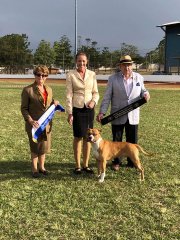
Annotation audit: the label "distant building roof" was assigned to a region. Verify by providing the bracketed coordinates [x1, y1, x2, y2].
[157, 21, 180, 27]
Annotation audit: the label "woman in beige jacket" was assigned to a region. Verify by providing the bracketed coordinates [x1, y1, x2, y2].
[66, 52, 99, 174]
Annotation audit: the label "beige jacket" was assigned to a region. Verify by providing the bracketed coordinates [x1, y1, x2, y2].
[66, 69, 99, 114]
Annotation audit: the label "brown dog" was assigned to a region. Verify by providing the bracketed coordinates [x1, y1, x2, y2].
[87, 128, 151, 183]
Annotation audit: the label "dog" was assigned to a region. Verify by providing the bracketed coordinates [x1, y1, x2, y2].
[87, 128, 152, 183]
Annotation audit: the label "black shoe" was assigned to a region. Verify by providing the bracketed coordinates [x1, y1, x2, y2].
[39, 169, 49, 175]
[111, 160, 123, 171]
[111, 163, 120, 171]
[73, 168, 82, 174]
[126, 162, 135, 168]
[32, 172, 40, 178]
[82, 167, 94, 174]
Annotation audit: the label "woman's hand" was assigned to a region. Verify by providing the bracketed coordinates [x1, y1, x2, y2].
[29, 119, 39, 128]
[54, 100, 59, 106]
[87, 100, 95, 109]
[68, 114, 73, 125]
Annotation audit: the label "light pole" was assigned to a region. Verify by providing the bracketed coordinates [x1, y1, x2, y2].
[62, 52, 65, 72]
[75, 0, 77, 55]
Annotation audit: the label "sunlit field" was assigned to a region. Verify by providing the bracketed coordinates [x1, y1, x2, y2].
[0, 82, 179, 240]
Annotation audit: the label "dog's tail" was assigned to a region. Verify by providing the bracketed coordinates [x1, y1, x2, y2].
[135, 144, 153, 156]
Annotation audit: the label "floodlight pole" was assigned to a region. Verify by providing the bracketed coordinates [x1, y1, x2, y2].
[75, 0, 77, 55]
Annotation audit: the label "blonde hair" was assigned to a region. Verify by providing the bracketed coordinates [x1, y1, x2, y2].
[33, 66, 49, 75]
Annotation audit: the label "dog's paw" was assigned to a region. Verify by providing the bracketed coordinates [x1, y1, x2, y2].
[98, 178, 104, 183]
[140, 178, 145, 182]
[98, 173, 105, 183]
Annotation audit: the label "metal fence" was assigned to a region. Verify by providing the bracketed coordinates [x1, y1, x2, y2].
[0, 74, 180, 83]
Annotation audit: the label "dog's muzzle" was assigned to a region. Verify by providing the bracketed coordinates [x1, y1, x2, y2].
[87, 134, 94, 142]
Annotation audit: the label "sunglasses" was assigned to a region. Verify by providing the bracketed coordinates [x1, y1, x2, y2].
[35, 73, 48, 78]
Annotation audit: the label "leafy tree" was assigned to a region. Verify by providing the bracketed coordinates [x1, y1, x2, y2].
[78, 45, 99, 70]
[121, 43, 139, 58]
[53, 35, 73, 70]
[146, 39, 165, 66]
[109, 44, 143, 69]
[100, 47, 112, 68]
[77, 39, 100, 70]
[100, 43, 141, 69]
[158, 39, 165, 65]
[110, 50, 121, 67]
[85, 38, 91, 47]
[91, 41, 98, 48]
[133, 54, 145, 64]
[0, 33, 33, 73]
[0, 33, 149, 73]
[34, 40, 55, 66]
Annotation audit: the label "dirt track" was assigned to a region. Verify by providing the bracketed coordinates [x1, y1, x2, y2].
[143, 82, 180, 89]
[0, 78, 180, 89]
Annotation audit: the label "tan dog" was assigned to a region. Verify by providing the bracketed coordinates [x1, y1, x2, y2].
[87, 128, 151, 183]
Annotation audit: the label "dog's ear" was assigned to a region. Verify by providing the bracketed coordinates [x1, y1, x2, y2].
[98, 128, 102, 132]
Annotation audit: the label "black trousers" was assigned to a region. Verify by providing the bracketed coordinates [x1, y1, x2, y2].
[112, 120, 138, 165]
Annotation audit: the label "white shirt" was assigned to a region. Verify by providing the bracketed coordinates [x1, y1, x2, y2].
[123, 77, 133, 97]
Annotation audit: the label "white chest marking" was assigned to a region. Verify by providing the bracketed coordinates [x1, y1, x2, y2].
[92, 138, 102, 159]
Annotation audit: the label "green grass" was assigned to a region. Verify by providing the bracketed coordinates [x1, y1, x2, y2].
[0, 83, 179, 240]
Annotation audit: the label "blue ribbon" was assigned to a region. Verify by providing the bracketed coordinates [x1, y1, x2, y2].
[32, 104, 65, 142]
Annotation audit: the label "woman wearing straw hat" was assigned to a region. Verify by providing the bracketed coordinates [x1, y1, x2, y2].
[97, 55, 150, 170]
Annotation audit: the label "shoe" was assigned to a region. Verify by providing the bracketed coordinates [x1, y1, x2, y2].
[73, 168, 82, 174]
[111, 164, 120, 171]
[32, 172, 40, 178]
[82, 167, 94, 174]
[39, 169, 49, 175]
[126, 162, 135, 168]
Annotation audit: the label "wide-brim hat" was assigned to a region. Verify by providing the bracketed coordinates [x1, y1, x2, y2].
[119, 55, 133, 64]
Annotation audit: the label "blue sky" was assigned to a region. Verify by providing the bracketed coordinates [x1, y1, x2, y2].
[0, 0, 180, 55]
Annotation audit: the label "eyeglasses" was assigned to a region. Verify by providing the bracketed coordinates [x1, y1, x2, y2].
[35, 73, 48, 78]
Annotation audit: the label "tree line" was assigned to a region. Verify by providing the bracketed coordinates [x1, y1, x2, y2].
[0, 33, 165, 73]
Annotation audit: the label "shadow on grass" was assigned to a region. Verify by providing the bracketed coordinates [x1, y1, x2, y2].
[0, 160, 96, 181]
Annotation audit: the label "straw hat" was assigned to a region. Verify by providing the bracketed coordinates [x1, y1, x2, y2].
[119, 55, 133, 64]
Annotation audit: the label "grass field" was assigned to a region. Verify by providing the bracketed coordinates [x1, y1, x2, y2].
[0, 83, 179, 240]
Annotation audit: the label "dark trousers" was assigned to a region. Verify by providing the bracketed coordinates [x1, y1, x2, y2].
[112, 120, 138, 165]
